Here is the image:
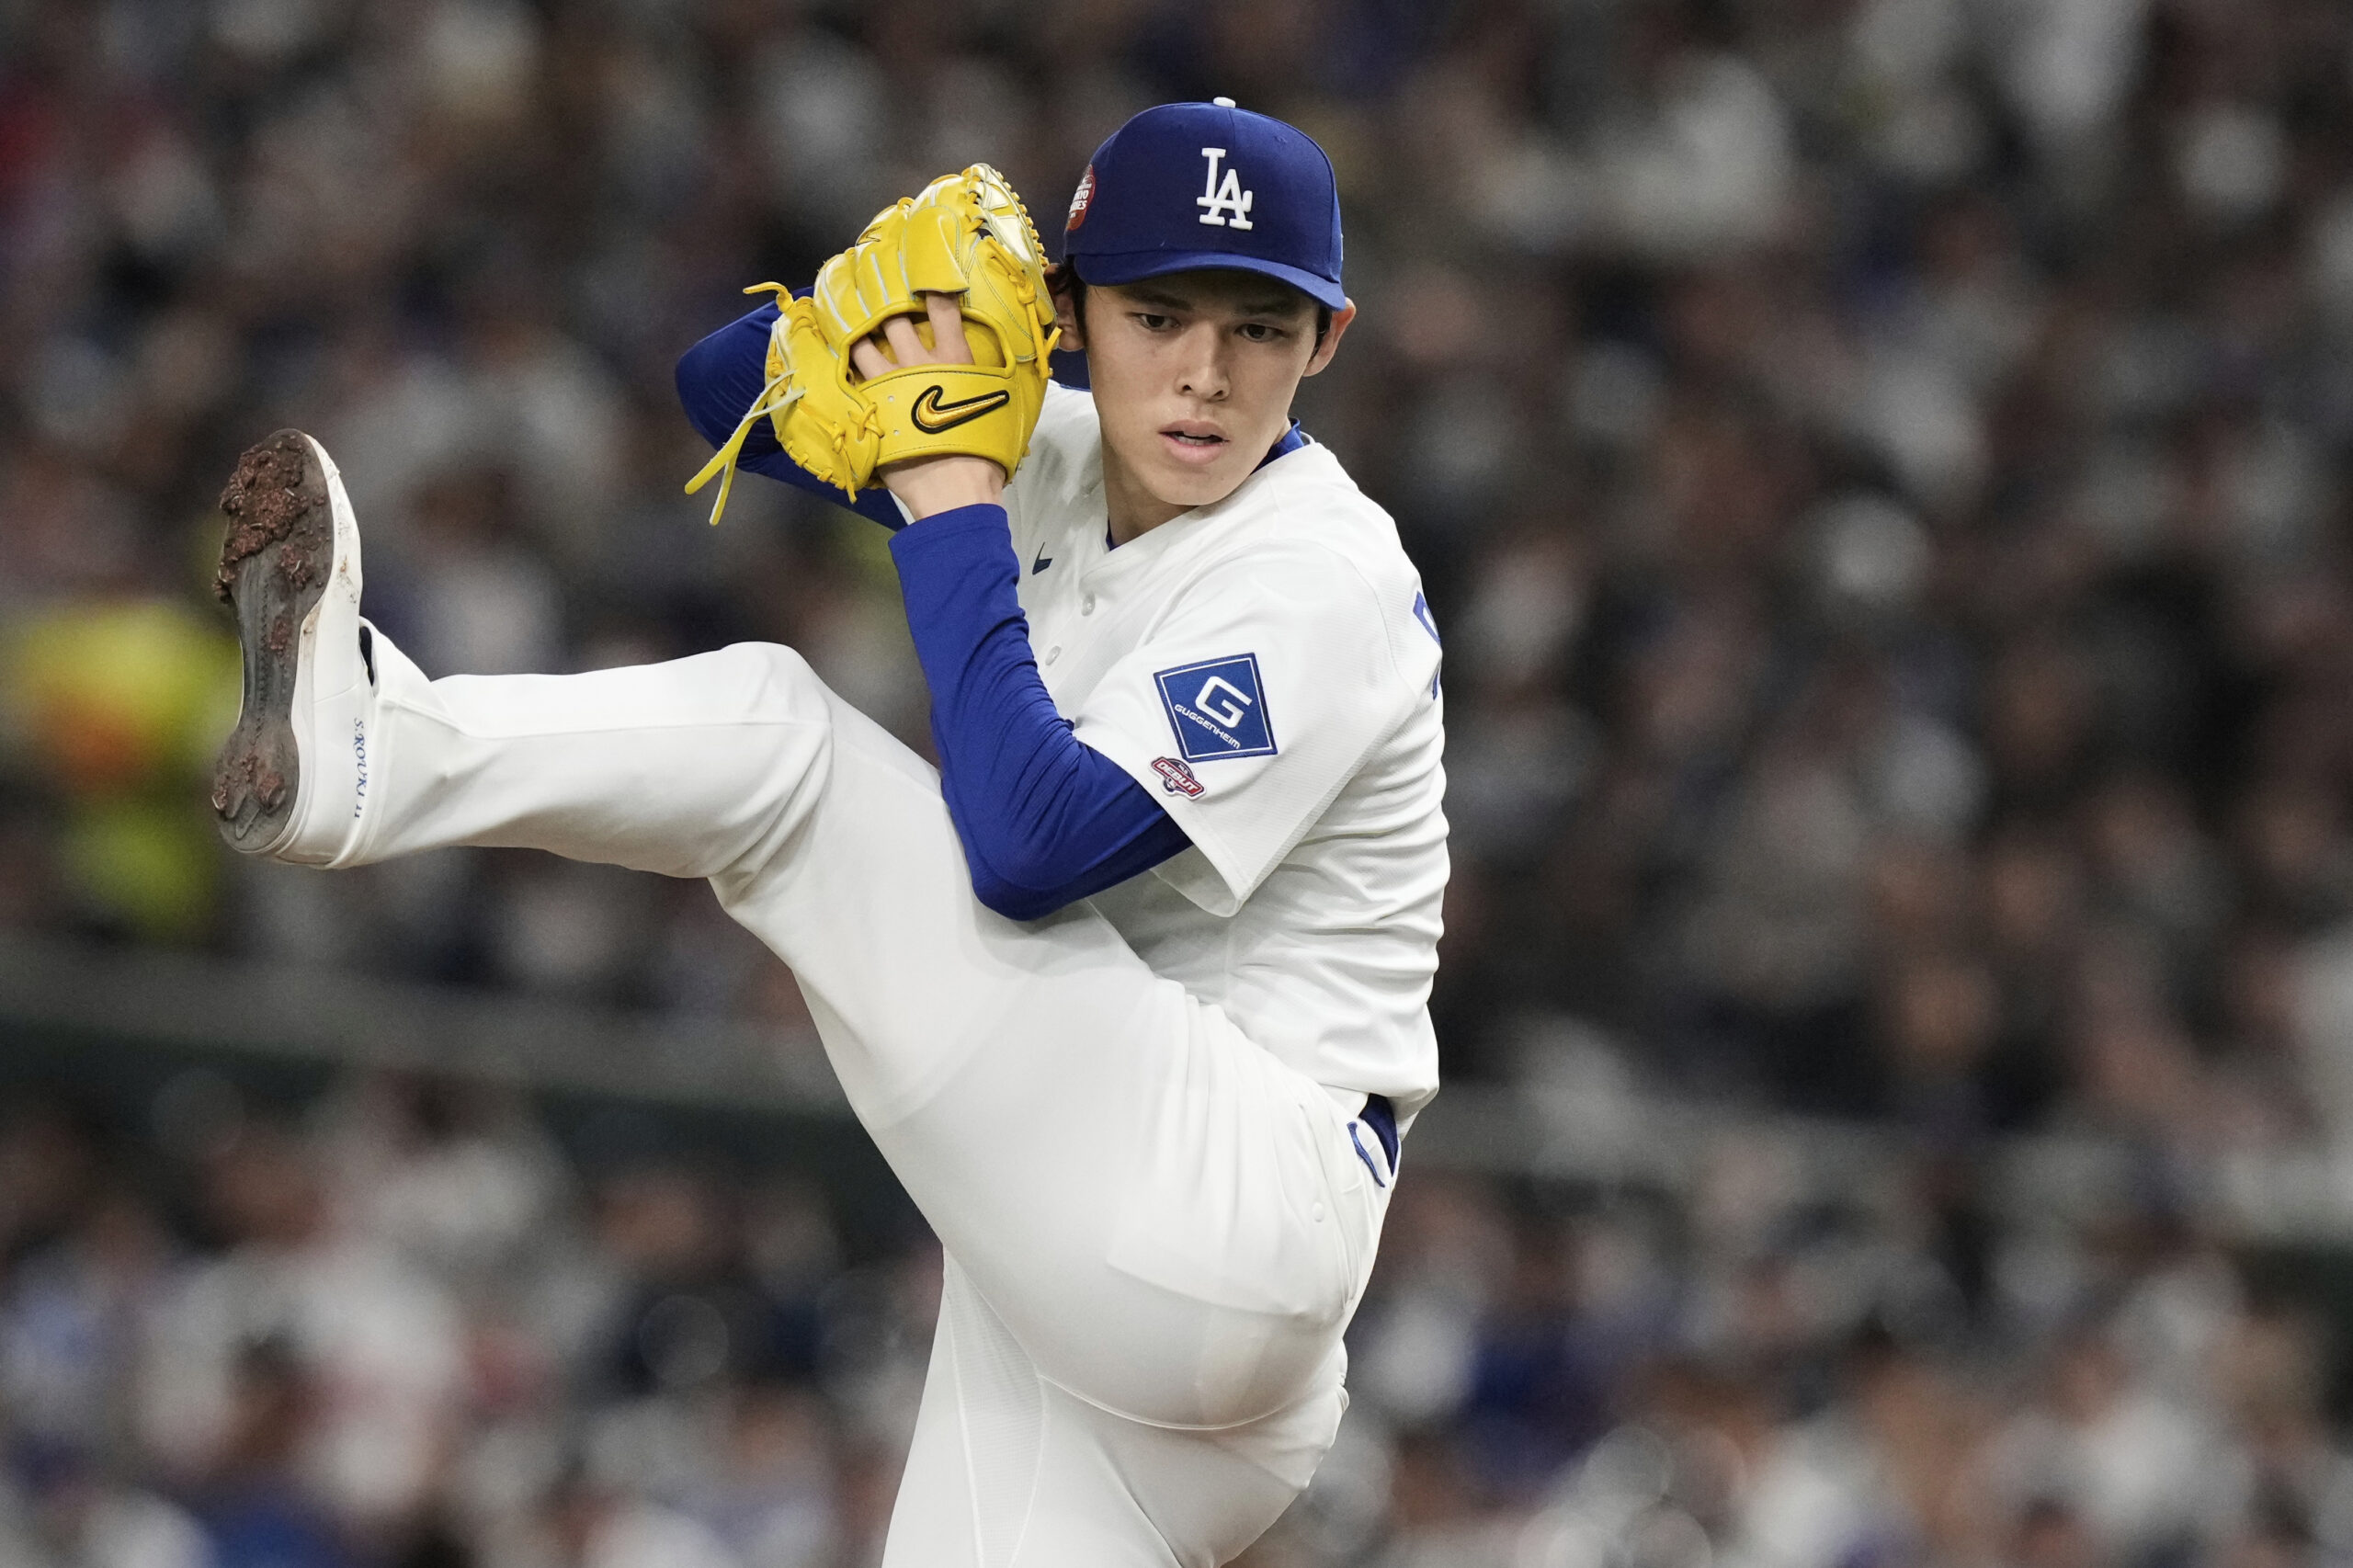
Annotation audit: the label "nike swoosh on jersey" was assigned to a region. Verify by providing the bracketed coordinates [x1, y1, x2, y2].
[1032, 546, 1052, 574]
[909, 384, 1012, 434]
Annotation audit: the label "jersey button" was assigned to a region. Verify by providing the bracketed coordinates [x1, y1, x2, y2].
[1081, 594, 1097, 615]
[1045, 646, 1062, 664]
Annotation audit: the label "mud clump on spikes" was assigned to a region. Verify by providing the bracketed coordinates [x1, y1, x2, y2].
[276, 538, 314, 590]
[211, 748, 287, 819]
[215, 431, 326, 606]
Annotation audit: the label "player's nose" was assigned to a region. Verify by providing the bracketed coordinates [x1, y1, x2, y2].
[1174, 324, 1230, 402]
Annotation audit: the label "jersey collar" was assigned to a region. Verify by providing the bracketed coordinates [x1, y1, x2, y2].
[1257, 419, 1312, 470]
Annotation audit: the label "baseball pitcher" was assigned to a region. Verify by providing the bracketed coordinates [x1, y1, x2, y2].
[210, 101, 1446, 1566]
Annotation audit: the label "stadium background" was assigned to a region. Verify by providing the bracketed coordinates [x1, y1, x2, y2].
[8, 0, 2353, 1563]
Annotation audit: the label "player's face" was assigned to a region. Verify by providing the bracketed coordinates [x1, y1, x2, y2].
[1061, 271, 1355, 534]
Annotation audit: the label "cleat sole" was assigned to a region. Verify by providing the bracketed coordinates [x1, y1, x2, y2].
[211, 431, 334, 853]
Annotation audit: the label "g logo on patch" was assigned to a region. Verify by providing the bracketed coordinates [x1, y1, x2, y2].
[1192, 676, 1253, 729]
[1154, 654, 1276, 762]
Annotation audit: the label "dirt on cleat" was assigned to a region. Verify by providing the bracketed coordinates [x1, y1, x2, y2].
[214, 431, 327, 604]
[211, 431, 334, 851]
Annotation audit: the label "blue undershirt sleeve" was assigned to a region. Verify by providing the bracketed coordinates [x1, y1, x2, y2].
[674, 301, 906, 530]
[888, 504, 1194, 921]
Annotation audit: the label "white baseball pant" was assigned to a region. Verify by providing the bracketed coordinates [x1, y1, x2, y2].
[335, 630, 1392, 1566]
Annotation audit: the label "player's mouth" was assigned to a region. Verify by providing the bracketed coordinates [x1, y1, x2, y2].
[1159, 422, 1230, 465]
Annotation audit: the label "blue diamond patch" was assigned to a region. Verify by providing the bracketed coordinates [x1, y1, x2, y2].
[1154, 654, 1276, 763]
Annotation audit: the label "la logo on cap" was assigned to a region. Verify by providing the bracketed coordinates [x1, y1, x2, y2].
[1197, 148, 1254, 230]
[1196, 96, 1256, 231]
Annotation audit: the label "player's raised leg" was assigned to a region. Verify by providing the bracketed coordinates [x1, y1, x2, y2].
[211, 430, 1382, 1438]
[211, 431, 830, 881]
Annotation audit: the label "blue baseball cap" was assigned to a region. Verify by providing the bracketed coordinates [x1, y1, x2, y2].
[1060, 99, 1346, 311]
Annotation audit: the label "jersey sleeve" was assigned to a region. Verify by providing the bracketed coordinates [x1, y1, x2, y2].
[1070, 541, 1435, 915]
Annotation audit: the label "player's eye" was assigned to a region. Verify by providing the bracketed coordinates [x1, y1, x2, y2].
[1133, 312, 1177, 332]
[1236, 322, 1288, 344]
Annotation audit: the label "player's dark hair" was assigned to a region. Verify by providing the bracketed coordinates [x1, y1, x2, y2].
[1054, 269, 1332, 347]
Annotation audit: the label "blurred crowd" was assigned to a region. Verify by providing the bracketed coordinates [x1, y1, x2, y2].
[11, 0, 2353, 1560]
[4, 1071, 2349, 1568]
[0, 1075, 934, 1568]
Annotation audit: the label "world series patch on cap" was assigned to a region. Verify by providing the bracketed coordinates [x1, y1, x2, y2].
[1060, 99, 1345, 310]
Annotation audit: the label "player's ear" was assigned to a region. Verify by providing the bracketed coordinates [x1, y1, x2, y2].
[1046, 265, 1086, 352]
[1302, 300, 1355, 378]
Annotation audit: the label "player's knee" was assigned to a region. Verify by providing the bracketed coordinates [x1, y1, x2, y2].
[699, 642, 835, 882]
[712, 641, 828, 716]
[1108, 1317, 1345, 1432]
[1051, 1278, 1351, 1431]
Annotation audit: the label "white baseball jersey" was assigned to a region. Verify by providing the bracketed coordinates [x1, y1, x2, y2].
[1001, 383, 1448, 1115]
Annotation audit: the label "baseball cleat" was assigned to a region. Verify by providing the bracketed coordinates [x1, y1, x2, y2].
[210, 430, 375, 864]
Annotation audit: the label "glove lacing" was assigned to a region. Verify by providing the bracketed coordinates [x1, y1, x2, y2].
[684, 283, 809, 527]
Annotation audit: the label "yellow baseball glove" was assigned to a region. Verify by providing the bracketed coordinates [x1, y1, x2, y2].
[688, 165, 1059, 524]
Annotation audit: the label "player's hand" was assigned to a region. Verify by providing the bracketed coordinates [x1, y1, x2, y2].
[851, 292, 1009, 521]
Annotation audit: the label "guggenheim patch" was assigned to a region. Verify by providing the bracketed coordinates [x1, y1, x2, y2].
[1154, 654, 1277, 763]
